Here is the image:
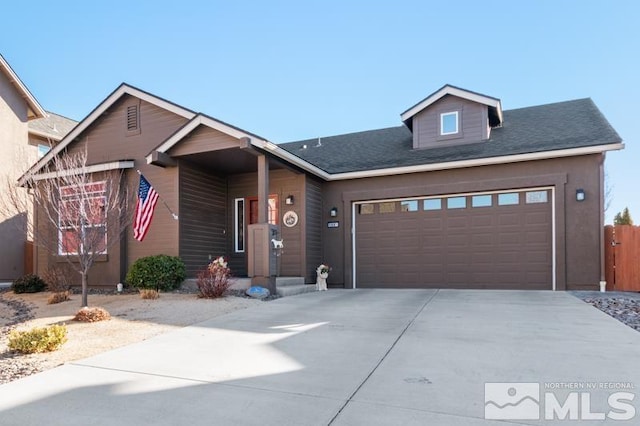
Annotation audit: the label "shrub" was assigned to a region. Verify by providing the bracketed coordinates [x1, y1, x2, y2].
[125, 255, 186, 291]
[74, 307, 111, 322]
[8, 324, 68, 354]
[11, 274, 47, 294]
[197, 256, 232, 298]
[48, 290, 71, 305]
[43, 265, 74, 292]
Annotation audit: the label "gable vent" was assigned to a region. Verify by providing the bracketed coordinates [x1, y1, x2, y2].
[126, 105, 139, 131]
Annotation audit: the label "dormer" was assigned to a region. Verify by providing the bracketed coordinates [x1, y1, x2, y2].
[401, 85, 503, 150]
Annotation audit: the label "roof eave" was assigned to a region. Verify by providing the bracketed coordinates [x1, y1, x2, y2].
[325, 142, 624, 181]
[19, 83, 197, 185]
[0, 54, 47, 120]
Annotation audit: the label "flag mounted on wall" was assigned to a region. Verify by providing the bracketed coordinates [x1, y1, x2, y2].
[133, 174, 159, 241]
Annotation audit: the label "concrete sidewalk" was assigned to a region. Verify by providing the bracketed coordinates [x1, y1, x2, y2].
[1, 289, 639, 425]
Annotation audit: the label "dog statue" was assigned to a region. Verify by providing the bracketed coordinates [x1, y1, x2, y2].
[316, 271, 328, 291]
[271, 239, 284, 249]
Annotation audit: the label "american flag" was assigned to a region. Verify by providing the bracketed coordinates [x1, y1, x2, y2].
[133, 174, 159, 242]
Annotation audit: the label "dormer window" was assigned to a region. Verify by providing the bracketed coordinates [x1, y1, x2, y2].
[440, 111, 459, 135]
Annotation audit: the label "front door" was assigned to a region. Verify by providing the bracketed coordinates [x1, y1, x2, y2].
[247, 195, 279, 225]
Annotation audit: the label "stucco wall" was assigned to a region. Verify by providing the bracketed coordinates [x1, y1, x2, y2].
[0, 71, 36, 280]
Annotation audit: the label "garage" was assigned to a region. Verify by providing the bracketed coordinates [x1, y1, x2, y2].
[354, 188, 553, 289]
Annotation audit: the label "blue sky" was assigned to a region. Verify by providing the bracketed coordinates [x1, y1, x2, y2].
[1, 1, 637, 223]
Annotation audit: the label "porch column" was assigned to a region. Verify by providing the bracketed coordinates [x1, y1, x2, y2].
[257, 154, 269, 223]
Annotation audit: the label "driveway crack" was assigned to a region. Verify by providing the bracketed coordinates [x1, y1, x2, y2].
[327, 289, 439, 425]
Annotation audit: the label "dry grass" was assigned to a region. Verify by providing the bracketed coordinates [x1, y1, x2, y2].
[47, 291, 71, 305]
[139, 289, 159, 299]
[73, 306, 111, 322]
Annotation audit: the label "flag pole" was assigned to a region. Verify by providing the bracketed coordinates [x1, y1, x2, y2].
[136, 170, 179, 220]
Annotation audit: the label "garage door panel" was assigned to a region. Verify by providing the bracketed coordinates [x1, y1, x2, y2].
[355, 189, 552, 289]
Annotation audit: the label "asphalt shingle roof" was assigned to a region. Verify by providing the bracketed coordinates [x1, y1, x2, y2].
[28, 111, 78, 141]
[279, 98, 621, 174]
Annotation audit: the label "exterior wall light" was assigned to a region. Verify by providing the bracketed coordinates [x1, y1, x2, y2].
[576, 189, 585, 202]
[285, 195, 294, 205]
[330, 207, 338, 217]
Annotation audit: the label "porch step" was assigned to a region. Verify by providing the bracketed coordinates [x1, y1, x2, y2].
[181, 277, 252, 292]
[275, 276, 305, 287]
[276, 284, 317, 297]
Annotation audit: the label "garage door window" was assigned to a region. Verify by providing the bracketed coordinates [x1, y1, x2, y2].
[526, 191, 548, 204]
[379, 202, 396, 214]
[472, 194, 492, 207]
[401, 200, 418, 212]
[447, 197, 466, 209]
[423, 198, 442, 211]
[359, 204, 374, 215]
[498, 193, 519, 206]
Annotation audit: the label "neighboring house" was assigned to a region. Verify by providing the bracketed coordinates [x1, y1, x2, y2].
[0, 54, 76, 280]
[20, 83, 623, 291]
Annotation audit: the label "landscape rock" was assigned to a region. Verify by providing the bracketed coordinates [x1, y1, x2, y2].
[246, 286, 270, 299]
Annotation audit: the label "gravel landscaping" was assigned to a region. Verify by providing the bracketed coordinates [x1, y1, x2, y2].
[0, 288, 262, 385]
[572, 290, 640, 332]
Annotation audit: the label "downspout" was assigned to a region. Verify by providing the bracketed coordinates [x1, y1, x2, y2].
[599, 154, 606, 283]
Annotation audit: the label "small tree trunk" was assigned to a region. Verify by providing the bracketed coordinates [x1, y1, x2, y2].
[81, 271, 88, 307]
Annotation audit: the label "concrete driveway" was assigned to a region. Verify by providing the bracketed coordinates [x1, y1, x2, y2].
[1, 289, 639, 425]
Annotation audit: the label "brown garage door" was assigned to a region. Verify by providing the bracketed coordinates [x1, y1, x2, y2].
[355, 189, 552, 289]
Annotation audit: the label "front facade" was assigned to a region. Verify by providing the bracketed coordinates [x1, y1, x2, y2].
[22, 84, 623, 291]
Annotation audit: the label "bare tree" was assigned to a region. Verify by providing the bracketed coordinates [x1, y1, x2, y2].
[0, 149, 132, 307]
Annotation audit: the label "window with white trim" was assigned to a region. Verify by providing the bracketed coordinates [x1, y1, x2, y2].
[58, 182, 107, 255]
[234, 198, 245, 252]
[440, 111, 459, 135]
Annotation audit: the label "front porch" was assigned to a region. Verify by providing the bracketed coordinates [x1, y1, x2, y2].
[146, 115, 322, 289]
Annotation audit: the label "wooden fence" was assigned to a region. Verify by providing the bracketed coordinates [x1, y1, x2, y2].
[24, 241, 34, 275]
[604, 225, 640, 291]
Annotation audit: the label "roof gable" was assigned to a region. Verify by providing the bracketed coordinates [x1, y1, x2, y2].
[401, 84, 503, 129]
[19, 83, 196, 185]
[0, 54, 46, 120]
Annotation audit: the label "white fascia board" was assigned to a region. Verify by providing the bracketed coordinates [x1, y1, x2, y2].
[0, 55, 47, 119]
[401, 86, 502, 122]
[27, 160, 135, 183]
[20, 84, 196, 186]
[249, 139, 332, 180]
[28, 128, 64, 142]
[326, 143, 625, 181]
[150, 114, 266, 157]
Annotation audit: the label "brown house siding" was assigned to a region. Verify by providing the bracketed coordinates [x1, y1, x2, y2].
[227, 169, 305, 278]
[305, 176, 323, 283]
[322, 154, 603, 291]
[413, 95, 488, 149]
[169, 126, 239, 156]
[178, 160, 228, 276]
[37, 95, 189, 286]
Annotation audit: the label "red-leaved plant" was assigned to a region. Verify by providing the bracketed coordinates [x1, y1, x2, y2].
[196, 256, 232, 298]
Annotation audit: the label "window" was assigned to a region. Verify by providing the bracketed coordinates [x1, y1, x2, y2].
[400, 200, 418, 212]
[234, 198, 244, 252]
[37, 144, 50, 158]
[526, 191, 548, 204]
[58, 182, 107, 255]
[440, 111, 459, 135]
[359, 204, 374, 215]
[447, 197, 466, 209]
[379, 202, 396, 214]
[472, 194, 492, 207]
[423, 198, 442, 211]
[498, 193, 520, 206]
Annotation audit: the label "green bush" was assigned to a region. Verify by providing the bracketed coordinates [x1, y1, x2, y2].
[11, 274, 47, 294]
[125, 255, 186, 291]
[8, 324, 68, 354]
